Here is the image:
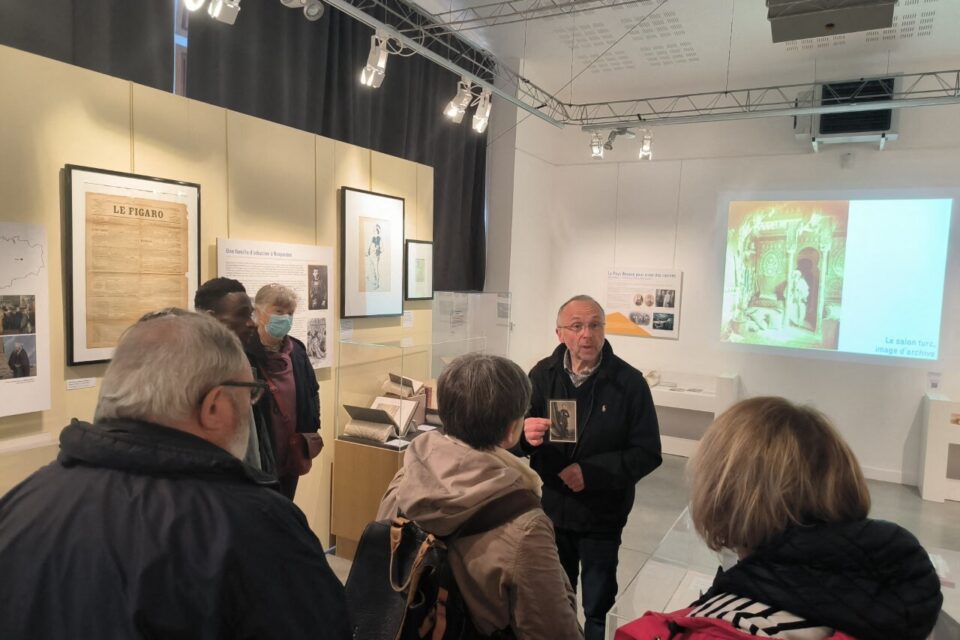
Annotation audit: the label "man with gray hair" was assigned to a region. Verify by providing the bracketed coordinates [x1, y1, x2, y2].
[0, 312, 350, 639]
[517, 294, 661, 640]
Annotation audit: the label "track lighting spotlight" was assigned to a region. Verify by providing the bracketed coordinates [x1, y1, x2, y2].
[208, 0, 241, 24]
[472, 89, 492, 133]
[183, 0, 206, 11]
[590, 133, 604, 159]
[360, 31, 389, 88]
[638, 129, 652, 160]
[303, 0, 324, 20]
[444, 78, 473, 124]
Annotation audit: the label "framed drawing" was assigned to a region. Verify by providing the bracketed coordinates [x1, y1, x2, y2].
[405, 240, 434, 301]
[64, 165, 201, 365]
[340, 187, 405, 318]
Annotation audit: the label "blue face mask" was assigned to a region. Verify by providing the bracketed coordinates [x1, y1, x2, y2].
[265, 314, 293, 339]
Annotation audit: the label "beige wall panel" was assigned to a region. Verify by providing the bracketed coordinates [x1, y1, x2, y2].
[333, 141, 371, 193]
[294, 135, 339, 542]
[0, 46, 129, 441]
[371, 151, 418, 240]
[131, 86, 228, 281]
[416, 164, 434, 241]
[227, 112, 315, 244]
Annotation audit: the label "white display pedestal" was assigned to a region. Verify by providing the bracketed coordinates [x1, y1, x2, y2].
[920, 393, 960, 503]
[650, 373, 739, 457]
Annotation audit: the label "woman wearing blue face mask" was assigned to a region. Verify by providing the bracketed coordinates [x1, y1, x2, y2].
[253, 283, 323, 499]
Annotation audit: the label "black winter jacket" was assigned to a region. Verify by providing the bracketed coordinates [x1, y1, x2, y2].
[521, 340, 662, 532]
[696, 519, 943, 640]
[0, 418, 350, 640]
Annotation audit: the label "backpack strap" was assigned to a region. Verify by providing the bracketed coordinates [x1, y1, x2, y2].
[454, 489, 541, 540]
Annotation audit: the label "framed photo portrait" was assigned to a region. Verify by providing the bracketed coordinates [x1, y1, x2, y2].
[340, 187, 405, 318]
[404, 240, 434, 301]
[64, 165, 201, 365]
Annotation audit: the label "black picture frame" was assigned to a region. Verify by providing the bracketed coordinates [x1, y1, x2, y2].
[63, 164, 201, 365]
[340, 186, 405, 319]
[404, 240, 434, 301]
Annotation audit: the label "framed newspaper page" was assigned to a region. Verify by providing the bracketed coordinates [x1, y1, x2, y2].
[64, 165, 200, 365]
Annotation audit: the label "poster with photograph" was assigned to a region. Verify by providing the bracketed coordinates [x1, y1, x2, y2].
[605, 268, 682, 339]
[549, 399, 577, 443]
[64, 165, 200, 365]
[341, 187, 404, 318]
[218, 238, 335, 369]
[0, 223, 50, 417]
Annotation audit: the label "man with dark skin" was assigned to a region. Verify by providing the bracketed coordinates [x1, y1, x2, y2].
[195, 278, 274, 473]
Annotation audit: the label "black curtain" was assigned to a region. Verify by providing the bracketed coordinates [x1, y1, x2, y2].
[185, 1, 487, 291]
[0, 0, 174, 91]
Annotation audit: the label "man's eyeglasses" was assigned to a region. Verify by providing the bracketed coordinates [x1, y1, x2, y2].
[219, 380, 268, 405]
[557, 322, 605, 334]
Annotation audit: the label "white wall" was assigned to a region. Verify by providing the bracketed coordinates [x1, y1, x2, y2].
[506, 104, 960, 485]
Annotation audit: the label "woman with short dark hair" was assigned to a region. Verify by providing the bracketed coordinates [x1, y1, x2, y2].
[377, 353, 583, 639]
[616, 397, 942, 640]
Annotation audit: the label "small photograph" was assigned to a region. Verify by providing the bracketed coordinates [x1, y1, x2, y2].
[629, 311, 651, 326]
[656, 289, 676, 308]
[951, 413, 960, 426]
[652, 313, 675, 331]
[0, 295, 36, 335]
[306, 317, 327, 361]
[644, 293, 655, 307]
[1, 335, 37, 379]
[307, 265, 328, 311]
[549, 399, 577, 444]
[633, 291, 653, 307]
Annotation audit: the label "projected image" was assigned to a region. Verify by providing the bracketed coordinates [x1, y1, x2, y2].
[721, 201, 848, 351]
[721, 198, 952, 361]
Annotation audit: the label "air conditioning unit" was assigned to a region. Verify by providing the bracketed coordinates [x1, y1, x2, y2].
[794, 77, 899, 151]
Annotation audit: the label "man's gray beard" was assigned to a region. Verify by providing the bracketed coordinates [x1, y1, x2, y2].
[226, 411, 252, 460]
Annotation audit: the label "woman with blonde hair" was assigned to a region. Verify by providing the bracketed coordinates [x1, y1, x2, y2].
[617, 396, 942, 640]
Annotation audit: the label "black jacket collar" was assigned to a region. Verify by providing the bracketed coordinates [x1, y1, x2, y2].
[58, 418, 277, 487]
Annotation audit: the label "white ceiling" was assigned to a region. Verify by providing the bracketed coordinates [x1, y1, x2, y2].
[412, 0, 960, 105]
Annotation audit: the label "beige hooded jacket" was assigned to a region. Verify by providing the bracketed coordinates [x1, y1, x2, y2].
[377, 430, 583, 640]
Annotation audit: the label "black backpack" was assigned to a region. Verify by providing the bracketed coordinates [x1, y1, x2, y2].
[345, 489, 541, 640]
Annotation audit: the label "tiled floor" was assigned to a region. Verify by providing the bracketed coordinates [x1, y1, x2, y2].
[329, 453, 960, 602]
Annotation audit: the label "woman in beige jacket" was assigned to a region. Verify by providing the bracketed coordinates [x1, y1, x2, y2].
[377, 353, 583, 640]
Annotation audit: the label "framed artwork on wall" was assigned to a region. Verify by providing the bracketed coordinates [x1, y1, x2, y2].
[64, 165, 201, 365]
[404, 240, 434, 301]
[340, 187, 405, 318]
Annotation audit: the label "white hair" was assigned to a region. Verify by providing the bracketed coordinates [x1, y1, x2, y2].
[254, 283, 298, 312]
[95, 313, 249, 424]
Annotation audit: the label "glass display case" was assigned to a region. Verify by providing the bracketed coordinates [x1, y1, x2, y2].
[432, 291, 511, 360]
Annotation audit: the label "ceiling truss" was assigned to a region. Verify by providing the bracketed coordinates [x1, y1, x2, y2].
[322, 0, 960, 131]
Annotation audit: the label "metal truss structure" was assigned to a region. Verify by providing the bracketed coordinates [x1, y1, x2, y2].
[322, 0, 571, 126]
[319, 0, 960, 132]
[573, 70, 960, 130]
[425, 0, 652, 33]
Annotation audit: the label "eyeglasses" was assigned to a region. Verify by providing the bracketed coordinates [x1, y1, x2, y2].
[219, 380, 268, 404]
[557, 322, 605, 334]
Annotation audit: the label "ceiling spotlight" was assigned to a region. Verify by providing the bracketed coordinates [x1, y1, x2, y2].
[360, 31, 389, 88]
[444, 78, 473, 124]
[603, 127, 635, 150]
[472, 89, 492, 133]
[208, 0, 241, 24]
[590, 133, 604, 159]
[638, 129, 653, 160]
[183, 0, 206, 11]
[303, 0, 324, 20]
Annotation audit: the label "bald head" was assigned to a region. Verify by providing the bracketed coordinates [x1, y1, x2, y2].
[556, 295, 605, 325]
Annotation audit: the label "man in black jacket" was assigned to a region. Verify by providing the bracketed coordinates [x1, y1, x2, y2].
[519, 295, 661, 640]
[0, 312, 350, 639]
[195, 277, 276, 475]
